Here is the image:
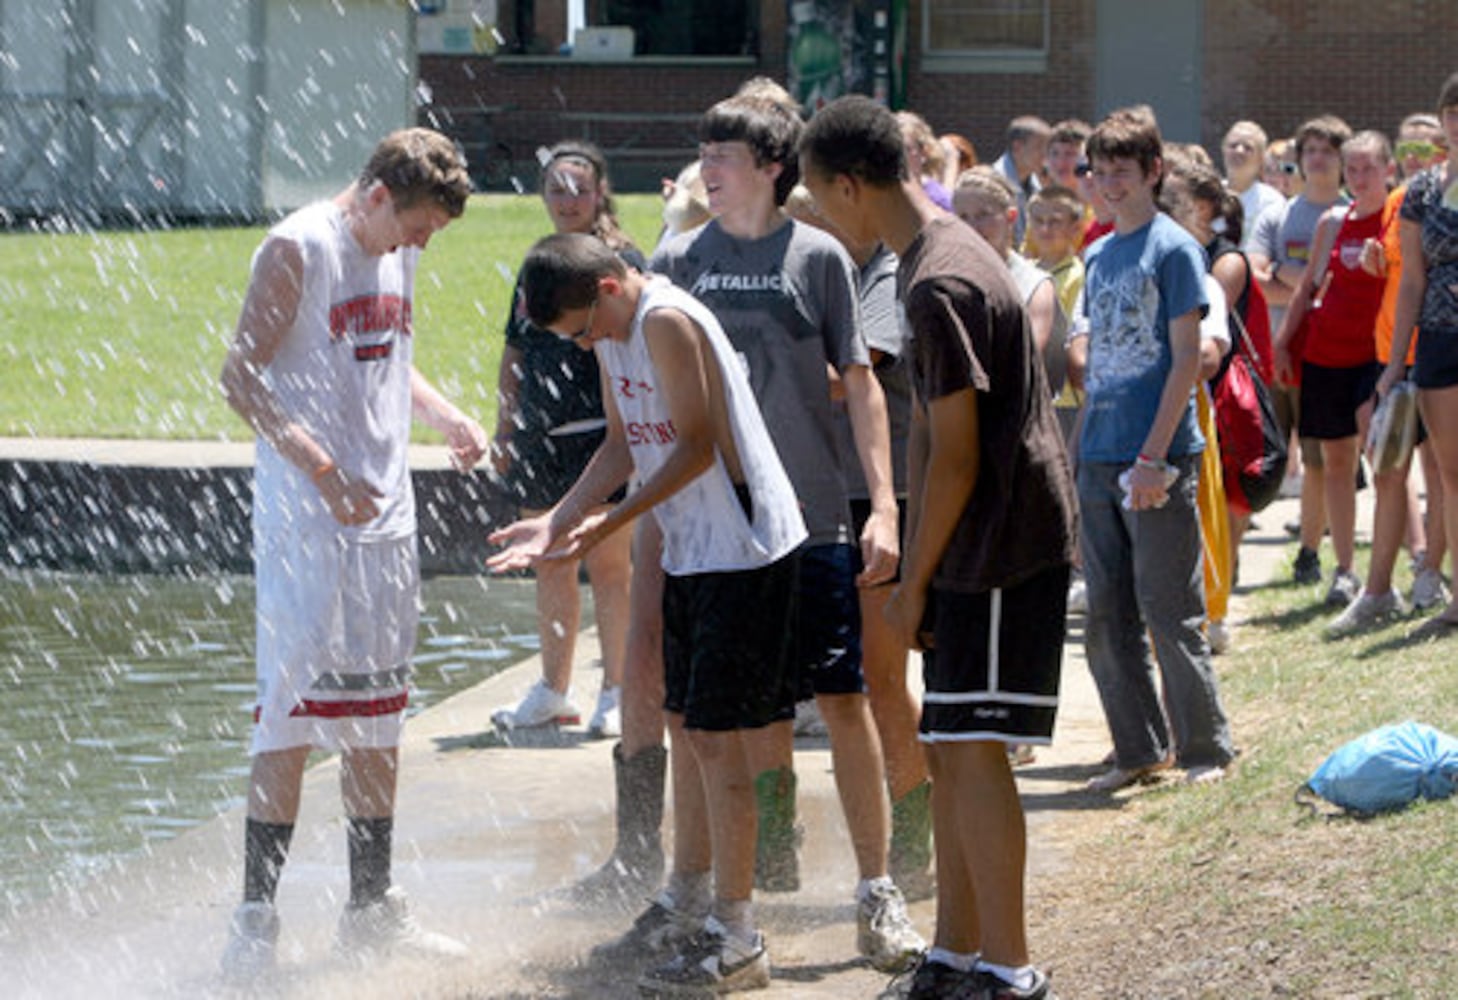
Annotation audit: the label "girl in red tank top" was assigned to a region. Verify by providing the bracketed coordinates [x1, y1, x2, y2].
[1305, 205, 1386, 367]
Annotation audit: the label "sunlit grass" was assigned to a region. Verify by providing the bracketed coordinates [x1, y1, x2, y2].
[0, 193, 666, 441]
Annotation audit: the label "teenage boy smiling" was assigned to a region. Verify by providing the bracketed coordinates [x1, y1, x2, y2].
[1069, 108, 1237, 794]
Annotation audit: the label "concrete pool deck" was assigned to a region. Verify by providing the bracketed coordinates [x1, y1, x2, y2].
[0, 437, 1311, 997]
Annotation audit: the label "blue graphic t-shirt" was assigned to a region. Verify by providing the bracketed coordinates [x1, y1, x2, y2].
[1079, 213, 1208, 463]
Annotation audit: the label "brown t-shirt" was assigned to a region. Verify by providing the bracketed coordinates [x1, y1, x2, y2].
[898, 214, 1077, 593]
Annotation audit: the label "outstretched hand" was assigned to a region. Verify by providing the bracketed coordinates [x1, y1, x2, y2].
[485, 514, 556, 573]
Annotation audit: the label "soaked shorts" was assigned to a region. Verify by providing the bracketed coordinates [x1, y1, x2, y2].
[795, 543, 866, 699]
[920, 563, 1070, 745]
[252, 531, 418, 755]
[1299, 361, 1381, 440]
[663, 550, 800, 732]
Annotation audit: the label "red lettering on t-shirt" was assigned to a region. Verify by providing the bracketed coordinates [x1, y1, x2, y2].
[625, 420, 677, 445]
[329, 294, 413, 340]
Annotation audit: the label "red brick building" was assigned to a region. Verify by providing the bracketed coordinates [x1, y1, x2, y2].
[418, 1, 1458, 193]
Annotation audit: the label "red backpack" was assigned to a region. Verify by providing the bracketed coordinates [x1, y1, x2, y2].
[1211, 277, 1286, 515]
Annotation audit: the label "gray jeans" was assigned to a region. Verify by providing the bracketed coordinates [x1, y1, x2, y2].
[1077, 457, 1235, 770]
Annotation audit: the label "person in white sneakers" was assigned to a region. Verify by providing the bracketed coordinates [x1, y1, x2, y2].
[488, 232, 809, 994]
[489, 141, 638, 737]
[217, 128, 480, 982]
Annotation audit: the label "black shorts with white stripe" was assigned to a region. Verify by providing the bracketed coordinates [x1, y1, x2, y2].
[920, 563, 1071, 744]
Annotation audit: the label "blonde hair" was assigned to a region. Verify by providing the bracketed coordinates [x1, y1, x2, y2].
[662, 160, 711, 236]
[896, 110, 945, 176]
[954, 165, 1018, 210]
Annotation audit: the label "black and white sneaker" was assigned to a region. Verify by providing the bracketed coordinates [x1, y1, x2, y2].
[592, 895, 699, 966]
[877, 953, 975, 999]
[968, 966, 1056, 999]
[637, 916, 770, 996]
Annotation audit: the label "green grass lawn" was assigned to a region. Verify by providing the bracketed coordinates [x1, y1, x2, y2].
[0, 193, 667, 441]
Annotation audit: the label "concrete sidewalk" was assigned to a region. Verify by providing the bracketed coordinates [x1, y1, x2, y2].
[0, 496, 1308, 1000]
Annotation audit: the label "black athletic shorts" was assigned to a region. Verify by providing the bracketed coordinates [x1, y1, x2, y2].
[1414, 325, 1458, 390]
[1299, 361, 1381, 440]
[794, 543, 866, 699]
[662, 550, 800, 732]
[920, 563, 1070, 745]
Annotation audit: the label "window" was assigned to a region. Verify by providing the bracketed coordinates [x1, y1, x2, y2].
[922, 0, 1049, 73]
[601, 0, 755, 57]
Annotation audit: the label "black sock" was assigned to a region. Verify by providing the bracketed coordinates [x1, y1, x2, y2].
[243, 818, 295, 904]
[347, 816, 393, 907]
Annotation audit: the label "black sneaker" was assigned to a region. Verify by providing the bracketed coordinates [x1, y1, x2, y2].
[1293, 546, 1321, 585]
[967, 966, 1056, 999]
[637, 918, 770, 996]
[591, 897, 698, 966]
[878, 955, 975, 999]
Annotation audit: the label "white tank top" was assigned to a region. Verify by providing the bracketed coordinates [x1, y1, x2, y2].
[251, 200, 417, 541]
[595, 277, 806, 575]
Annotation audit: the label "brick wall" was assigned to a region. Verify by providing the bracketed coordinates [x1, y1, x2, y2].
[420, 0, 1458, 192]
[1201, 0, 1458, 150]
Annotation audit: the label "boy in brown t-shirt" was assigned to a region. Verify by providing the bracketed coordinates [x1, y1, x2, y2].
[801, 96, 1076, 1000]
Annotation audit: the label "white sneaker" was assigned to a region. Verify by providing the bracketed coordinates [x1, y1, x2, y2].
[1207, 619, 1232, 654]
[1067, 575, 1088, 614]
[857, 881, 925, 973]
[588, 684, 622, 739]
[220, 900, 279, 983]
[793, 698, 830, 738]
[1325, 590, 1407, 637]
[336, 886, 467, 960]
[491, 679, 581, 730]
[1411, 565, 1450, 611]
[1324, 568, 1362, 608]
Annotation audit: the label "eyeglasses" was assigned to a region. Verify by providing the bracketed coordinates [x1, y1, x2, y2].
[1396, 140, 1439, 160]
[570, 300, 597, 344]
[1270, 162, 1300, 176]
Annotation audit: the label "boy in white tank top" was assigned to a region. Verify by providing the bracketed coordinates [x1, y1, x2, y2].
[488, 232, 806, 995]
[217, 128, 486, 981]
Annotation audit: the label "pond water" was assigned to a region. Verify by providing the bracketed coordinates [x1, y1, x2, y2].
[0, 571, 547, 915]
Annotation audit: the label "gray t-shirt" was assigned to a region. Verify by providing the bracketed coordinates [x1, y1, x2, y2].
[1251, 192, 1348, 332]
[836, 245, 910, 499]
[652, 218, 867, 545]
[1237, 181, 1285, 254]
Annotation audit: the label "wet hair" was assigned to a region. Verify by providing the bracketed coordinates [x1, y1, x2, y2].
[520, 232, 628, 329]
[700, 96, 804, 206]
[1028, 184, 1083, 221]
[360, 128, 471, 217]
[1342, 129, 1394, 164]
[896, 110, 945, 176]
[797, 94, 906, 189]
[539, 140, 636, 253]
[1160, 156, 1244, 245]
[1439, 72, 1458, 114]
[1294, 114, 1353, 161]
[1086, 106, 1164, 192]
[954, 165, 1019, 210]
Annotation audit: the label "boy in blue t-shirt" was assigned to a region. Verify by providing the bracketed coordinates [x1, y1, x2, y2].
[1070, 108, 1236, 793]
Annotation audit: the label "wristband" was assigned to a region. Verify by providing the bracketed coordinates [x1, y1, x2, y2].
[310, 460, 337, 485]
[1136, 453, 1172, 473]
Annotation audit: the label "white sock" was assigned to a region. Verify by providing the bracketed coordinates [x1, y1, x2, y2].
[709, 900, 756, 947]
[976, 959, 1036, 990]
[927, 946, 977, 972]
[855, 874, 894, 903]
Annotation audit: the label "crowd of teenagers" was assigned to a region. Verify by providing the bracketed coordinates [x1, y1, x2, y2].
[213, 68, 1458, 1000]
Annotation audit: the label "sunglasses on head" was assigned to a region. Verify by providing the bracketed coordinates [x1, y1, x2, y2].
[1396, 140, 1439, 160]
